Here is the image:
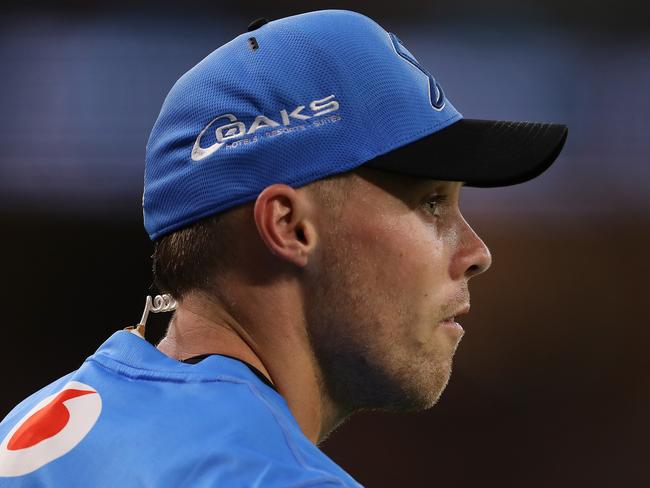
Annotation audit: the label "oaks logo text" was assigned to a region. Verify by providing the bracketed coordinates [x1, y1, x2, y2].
[0, 381, 102, 477]
[191, 94, 341, 161]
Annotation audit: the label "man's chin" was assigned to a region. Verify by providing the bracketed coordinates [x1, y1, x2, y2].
[364, 366, 454, 413]
[407, 361, 454, 411]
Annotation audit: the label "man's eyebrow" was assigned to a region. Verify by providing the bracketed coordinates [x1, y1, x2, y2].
[399, 179, 461, 197]
[420, 180, 463, 190]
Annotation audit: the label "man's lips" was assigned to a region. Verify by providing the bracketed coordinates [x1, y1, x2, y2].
[441, 304, 470, 323]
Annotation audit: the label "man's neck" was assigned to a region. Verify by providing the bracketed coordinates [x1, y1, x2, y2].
[155, 290, 341, 444]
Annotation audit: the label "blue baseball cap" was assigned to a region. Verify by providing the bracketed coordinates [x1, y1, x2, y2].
[143, 9, 567, 241]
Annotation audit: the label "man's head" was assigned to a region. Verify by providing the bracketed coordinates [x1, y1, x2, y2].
[144, 9, 566, 421]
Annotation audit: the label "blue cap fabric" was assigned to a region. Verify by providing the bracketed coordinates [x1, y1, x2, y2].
[143, 9, 567, 241]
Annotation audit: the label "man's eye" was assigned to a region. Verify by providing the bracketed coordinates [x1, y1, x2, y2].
[424, 195, 448, 216]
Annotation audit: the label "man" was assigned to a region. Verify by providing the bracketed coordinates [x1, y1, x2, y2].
[0, 9, 567, 487]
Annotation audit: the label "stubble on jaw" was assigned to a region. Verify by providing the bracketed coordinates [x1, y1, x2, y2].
[302, 228, 456, 423]
[301, 169, 460, 433]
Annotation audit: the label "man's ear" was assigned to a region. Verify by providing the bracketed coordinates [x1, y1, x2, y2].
[253, 184, 318, 267]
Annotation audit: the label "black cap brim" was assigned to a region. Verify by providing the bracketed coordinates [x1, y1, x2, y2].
[363, 119, 568, 188]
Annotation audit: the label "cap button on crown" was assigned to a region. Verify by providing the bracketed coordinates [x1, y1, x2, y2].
[247, 18, 269, 31]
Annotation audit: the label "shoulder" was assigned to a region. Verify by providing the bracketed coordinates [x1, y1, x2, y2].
[0, 334, 364, 487]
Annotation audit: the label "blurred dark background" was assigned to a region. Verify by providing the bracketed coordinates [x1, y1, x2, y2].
[1, 1, 649, 486]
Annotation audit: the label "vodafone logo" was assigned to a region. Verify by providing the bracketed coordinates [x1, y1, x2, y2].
[0, 381, 102, 477]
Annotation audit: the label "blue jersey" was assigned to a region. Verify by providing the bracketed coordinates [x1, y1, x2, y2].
[0, 330, 364, 487]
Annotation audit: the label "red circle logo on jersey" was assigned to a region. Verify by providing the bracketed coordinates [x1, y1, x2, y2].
[0, 381, 102, 477]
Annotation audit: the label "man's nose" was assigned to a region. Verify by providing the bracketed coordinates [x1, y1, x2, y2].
[454, 217, 493, 281]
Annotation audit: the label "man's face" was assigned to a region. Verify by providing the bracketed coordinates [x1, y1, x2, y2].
[303, 167, 492, 415]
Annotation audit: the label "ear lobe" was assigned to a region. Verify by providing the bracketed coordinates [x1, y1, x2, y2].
[253, 184, 316, 267]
